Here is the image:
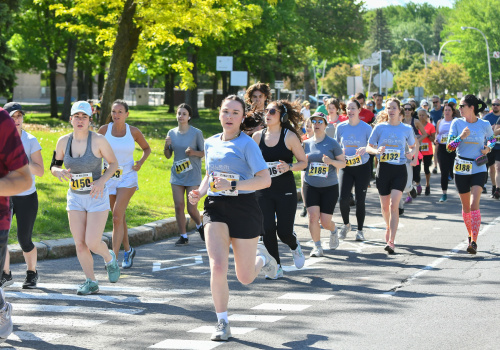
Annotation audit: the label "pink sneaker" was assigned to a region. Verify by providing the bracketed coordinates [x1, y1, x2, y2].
[404, 195, 412, 204]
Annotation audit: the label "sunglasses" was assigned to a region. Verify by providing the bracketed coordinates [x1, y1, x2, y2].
[404, 108, 413, 111]
[432, 101, 439, 104]
[458, 104, 467, 108]
[367, 104, 374, 107]
[311, 119, 325, 124]
[264, 108, 278, 115]
[492, 104, 500, 106]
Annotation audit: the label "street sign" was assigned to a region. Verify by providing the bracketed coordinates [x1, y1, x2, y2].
[347, 76, 363, 96]
[361, 58, 380, 66]
[230, 71, 248, 86]
[373, 69, 394, 89]
[493, 51, 500, 58]
[274, 80, 284, 89]
[371, 52, 381, 59]
[216, 56, 233, 71]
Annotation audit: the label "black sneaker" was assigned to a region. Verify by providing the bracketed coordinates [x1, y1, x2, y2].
[467, 241, 477, 255]
[197, 225, 205, 242]
[300, 207, 307, 217]
[425, 186, 430, 196]
[175, 236, 189, 246]
[482, 187, 487, 194]
[399, 208, 404, 216]
[22, 270, 39, 289]
[0, 272, 13, 288]
[410, 187, 417, 199]
[494, 189, 500, 200]
[432, 168, 438, 174]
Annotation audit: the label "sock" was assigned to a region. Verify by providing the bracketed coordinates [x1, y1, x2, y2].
[471, 209, 481, 242]
[196, 223, 202, 229]
[125, 248, 132, 254]
[462, 210, 472, 238]
[181, 233, 188, 239]
[257, 255, 267, 266]
[216, 311, 228, 323]
[315, 240, 322, 248]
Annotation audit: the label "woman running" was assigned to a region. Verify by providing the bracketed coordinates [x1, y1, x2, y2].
[253, 100, 307, 279]
[367, 99, 417, 253]
[1, 103, 43, 289]
[300, 118, 314, 217]
[417, 109, 436, 195]
[435, 104, 457, 202]
[188, 95, 277, 342]
[51, 101, 120, 295]
[447, 95, 495, 254]
[303, 112, 346, 257]
[335, 100, 372, 241]
[164, 103, 205, 245]
[98, 100, 150, 268]
[243, 82, 271, 135]
[325, 98, 342, 138]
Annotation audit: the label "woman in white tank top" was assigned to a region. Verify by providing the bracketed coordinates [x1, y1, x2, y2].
[98, 99, 151, 269]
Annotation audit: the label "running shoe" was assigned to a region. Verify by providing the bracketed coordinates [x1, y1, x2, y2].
[310, 246, 324, 257]
[432, 168, 438, 174]
[122, 247, 136, 269]
[404, 195, 412, 204]
[409, 187, 417, 198]
[399, 208, 404, 216]
[197, 225, 205, 242]
[265, 265, 284, 280]
[467, 241, 477, 255]
[175, 236, 189, 246]
[416, 184, 422, 195]
[494, 189, 500, 200]
[439, 194, 447, 202]
[384, 241, 395, 254]
[355, 230, 365, 241]
[425, 186, 430, 196]
[291, 241, 305, 269]
[349, 193, 355, 207]
[256, 243, 278, 277]
[106, 250, 120, 283]
[468, 236, 471, 245]
[338, 223, 351, 240]
[0, 272, 12, 288]
[300, 206, 307, 217]
[482, 186, 487, 194]
[329, 227, 339, 250]
[448, 175, 453, 181]
[211, 319, 231, 341]
[77, 278, 99, 295]
[0, 288, 13, 341]
[22, 270, 38, 289]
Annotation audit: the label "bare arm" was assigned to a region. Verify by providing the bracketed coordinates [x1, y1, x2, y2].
[213, 168, 271, 192]
[284, 132, 307, 171]
[131, 126, 151, 171]
[0, 164, 32, 196]
[97, 124, 108, 136]
[29, 150, 44, 177]
[415, 120, 427, 142]
[164, 135, 172, 159]
[51, 135, 72, 182]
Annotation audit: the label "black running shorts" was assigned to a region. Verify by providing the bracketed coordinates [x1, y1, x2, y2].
[454, 172, 487, 194]
[303, 182, 338, 215]
[376, 162, 407, 196]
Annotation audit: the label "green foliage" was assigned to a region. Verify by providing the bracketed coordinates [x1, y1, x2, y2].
[0, 1, 19, 99]
[322, 63, 356, 98]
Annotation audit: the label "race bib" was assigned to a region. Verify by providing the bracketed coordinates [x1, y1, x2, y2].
[308, 162, 328, 177]
[496, 135, 500, 143]
[440, 135, 448, 144]
[454, 158, 473, 175]
[345, 154, 362, 167]
[380, 149, 400, 164]
[210, 171, 239, 196]
[267, 161, 282, 178]
[102, 164, 124, 180]
[174, 158, 193, 174]
[420, 143, 429, 152]
[70, 172, 93, 191]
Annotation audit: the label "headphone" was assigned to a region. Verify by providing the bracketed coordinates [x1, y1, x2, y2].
[279, 104, 288, 123]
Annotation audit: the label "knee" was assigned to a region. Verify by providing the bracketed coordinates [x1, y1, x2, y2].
[112, 214, 125, 227]
[74, 239, 88, 252]
[339, 196, 349, 208]
[210, 259, 228, 278]
[238, 274, 255, 285]
[174, 201, 185, 213]
[20, 240, 35, 253]
[85, 237, 102, 252]
[308, 212, 320, 224]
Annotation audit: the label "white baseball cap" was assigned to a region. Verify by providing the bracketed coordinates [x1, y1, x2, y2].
[71, 101, 92, 117]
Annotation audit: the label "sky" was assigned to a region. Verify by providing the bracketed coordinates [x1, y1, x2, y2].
[363, 0, 453, 9]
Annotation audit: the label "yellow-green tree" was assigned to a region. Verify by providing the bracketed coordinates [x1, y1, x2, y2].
[425, 61, 470, 98]
[321, 64, 357, 98]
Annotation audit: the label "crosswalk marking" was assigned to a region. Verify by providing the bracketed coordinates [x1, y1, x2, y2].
[278, 293, 334, 301]
[188, 326, 256, 335]
[282, 257, 325, 272]
[13, 303, 144, 315]
[149, 339, 223, 349]
[9, 331, 67, 341]
[228, 314, 285, 322]
[251, 303, 311, 311]
[12, 316, 106, 327]
[7, 291, 173, 304]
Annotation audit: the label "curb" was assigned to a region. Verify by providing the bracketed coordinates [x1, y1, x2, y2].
[8, 190, 303, 264]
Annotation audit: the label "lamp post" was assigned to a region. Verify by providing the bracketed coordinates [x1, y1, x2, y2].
[404, 38, 427, 69]
[438, 40, 461, 63]
[378, 50, 391, 95]
[461, 26, 494, 100]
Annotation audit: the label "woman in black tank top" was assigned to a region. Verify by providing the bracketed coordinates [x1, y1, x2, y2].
[252, 100, 307, 279]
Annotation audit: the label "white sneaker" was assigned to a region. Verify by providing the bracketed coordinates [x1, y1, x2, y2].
[329, 228, 339, 250]
[291, 241, 305, 269]
[265, 265, 284, 280]
[211, 319, 231, 341]
[338, 223, 351, 240]
[257, 244, 278, 277]
[310, 245, 324, 257]
[355, 230, 365, 241]
[0, 288, 13, 342]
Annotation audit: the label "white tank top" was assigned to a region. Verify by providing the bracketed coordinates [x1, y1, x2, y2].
[105, 123, 135, 171]
[437, 119, 453, 144]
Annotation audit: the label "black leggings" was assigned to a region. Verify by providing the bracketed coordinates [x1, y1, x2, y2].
[437, 144, 456, 191]
[412, 162, 421, 184]
[423, 155, 433, 175]
[257, 189, 298, 265]
[11, 191, 38, 253]
[339, 162, 370, 231]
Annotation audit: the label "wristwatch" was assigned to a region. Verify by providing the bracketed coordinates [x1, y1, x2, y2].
[288, 163, 293, 171]
[230, 180, 237, 192]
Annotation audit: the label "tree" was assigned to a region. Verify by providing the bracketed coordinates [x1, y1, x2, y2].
[0, 0, 19, 100]
[425, 61, 470, 97]
[322, 64, 356, 98]
[364, 9, 393, 70]
[391, 18, 434, 59]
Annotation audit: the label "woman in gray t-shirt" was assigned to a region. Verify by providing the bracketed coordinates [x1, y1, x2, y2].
[164, 104, 205, 245]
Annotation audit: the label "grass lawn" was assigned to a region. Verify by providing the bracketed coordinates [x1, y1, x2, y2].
[10, 105, 302, 245]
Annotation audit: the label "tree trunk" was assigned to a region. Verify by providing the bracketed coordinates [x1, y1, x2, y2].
[222, 71, 228, 96]
[100, 0, 141, 125]
[48, 56, 58, 119]
[164, 72, 176, 113]
[185, 47, 199, 118]
[98, 58, 106, 98]
[304, 64, 313, 102]
[168, 72, 175, 113]
[62, 38, 78, 121]
[77, 67, 84, 100]
[87, 68, 94, 99]
[211, 73, 218, 110]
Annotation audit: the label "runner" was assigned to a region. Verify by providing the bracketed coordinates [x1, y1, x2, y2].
[300, 118, 314, 217]
[188, 95, 277, 342]
[303, 112, 346, 257]
[335, 100, 372, 241]
[447, 95, 495, 254]
[253, 100, 307, 279]
[435, 104, 456, 202]
[98, 100, 150, 267]
[367, 99, 417, 254]
[243, 82, 271, 135]
[51, 101, 121, 295]
[0, 107, 32, 340]
[430, 95, 444, 174]
[325, 98, 342, 138]
[1, 103, 44, 288]
[482, 98, 500, 199]
[417, 109, 436, 195]
[163, 103, 205, 245]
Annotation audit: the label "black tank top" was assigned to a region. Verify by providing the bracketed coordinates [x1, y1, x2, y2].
[258, 127, 295, 193]
[410, 117, 419, 135]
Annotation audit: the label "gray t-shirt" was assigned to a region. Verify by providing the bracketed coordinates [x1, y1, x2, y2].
[368, 122, 416, 165]
[303, 135, 343, 187]
[334, 120, 372, 165]
[16, 130, 41, 196]
[167, 126, 204, 186]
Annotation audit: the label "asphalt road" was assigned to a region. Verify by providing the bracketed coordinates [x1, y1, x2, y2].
[2, 176, 500, 350]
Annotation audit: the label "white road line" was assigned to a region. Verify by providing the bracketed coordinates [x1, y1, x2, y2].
[149, 339, 223, 349]
[251, 303, 311, 311]
[12, 316, 106, 327]
[152, 255, 203, 272]
[282, 257, 325, 272]
[13, 303, 144, 315]
[6, 291, 173, 304]
[188, 326, 256, 335]
[278, 293, 334, 301]
[228, 314, 285, 322]
[9, 331, 67, 341]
